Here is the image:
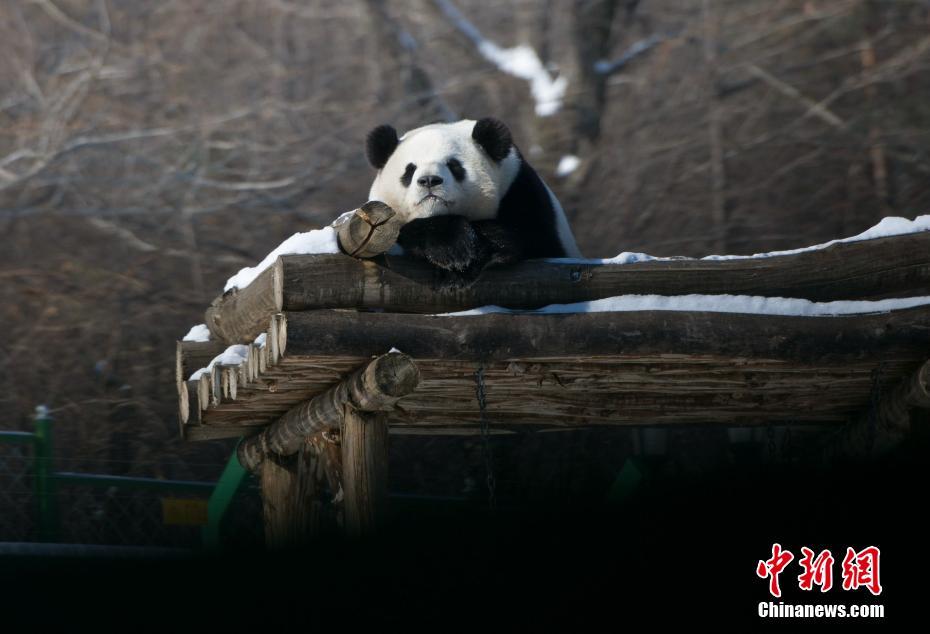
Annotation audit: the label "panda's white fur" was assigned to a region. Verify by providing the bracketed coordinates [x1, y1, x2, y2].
[368, 119, 581, 258]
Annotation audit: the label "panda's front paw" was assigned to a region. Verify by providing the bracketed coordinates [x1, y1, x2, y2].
[398, 215, 486, 274]
[433, 266, 483, 291]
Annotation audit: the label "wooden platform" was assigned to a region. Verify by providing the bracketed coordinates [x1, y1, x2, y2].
[176, 230, 930, 442]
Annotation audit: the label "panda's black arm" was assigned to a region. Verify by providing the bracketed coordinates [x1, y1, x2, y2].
[470, 219, 524, 267]
[397, 215, 485, 274]
[396, 216, 523, 287]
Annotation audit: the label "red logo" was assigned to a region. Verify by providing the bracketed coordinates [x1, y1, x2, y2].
[841, 546, 882, 596]
[798, 547, 834, 592]
[756, 543, 794, 598]
[757, 545, 881, 596]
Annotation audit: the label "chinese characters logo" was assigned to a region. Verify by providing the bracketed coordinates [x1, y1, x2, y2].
[756, 544, 881, 597]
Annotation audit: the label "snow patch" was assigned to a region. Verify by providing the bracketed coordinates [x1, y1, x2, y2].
[433, 0, 565, 116]
[182, 324, 211, 342]
[441, 294, 930, 317]
[224, 225, 340, 292]
[478, 42, 567, 116]
[189, 344, 249, 381]
[702, 214, 930, 260]
[556, 155, 580, 177]
[254, 333, 267, 348]
[551, 214, 930, 265]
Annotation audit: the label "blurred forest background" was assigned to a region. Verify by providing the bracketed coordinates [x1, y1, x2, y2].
[1, 0, 928, 495]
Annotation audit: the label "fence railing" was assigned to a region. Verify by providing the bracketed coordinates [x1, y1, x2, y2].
[0, 406, 262, 550]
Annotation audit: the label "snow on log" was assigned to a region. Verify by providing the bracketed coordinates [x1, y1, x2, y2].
[204, 202, 401, 343]
[201, 230, 930, 345]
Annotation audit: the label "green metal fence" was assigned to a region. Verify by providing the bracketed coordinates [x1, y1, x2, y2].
[0, 406, 261, 550]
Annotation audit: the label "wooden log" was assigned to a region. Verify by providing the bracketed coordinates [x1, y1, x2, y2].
[342, 406, 389, 537]
[201, 230, 930, 344]
[295, 442, 323, 538]
[204, 264, 279, 347]
[280, 307, 930, 365]
[176, 340, 227, 386]
[204, 202, 400, 343]
[260, 453, 299, 550]
[824, 360, 930, 460]
[335, 200, 401, 258]
[190, 307, 930, 436]
[177, 380, 190, 434]
[309, 432, 344, 509]
[237, 352, 420, 471]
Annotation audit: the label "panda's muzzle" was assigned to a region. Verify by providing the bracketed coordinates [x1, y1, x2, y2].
[416, 193, 454, 208]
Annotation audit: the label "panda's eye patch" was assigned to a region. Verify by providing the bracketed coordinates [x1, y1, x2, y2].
[400, 163, 416, 187]
[447, 158, 466, 182]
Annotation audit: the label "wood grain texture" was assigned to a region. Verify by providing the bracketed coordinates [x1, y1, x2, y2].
[236, 352, 419, 470]
[342, 407, 389, 537]
[202, 231, 930, 344]
[335, 201, 401, 258]
[260, 454, 298, 550]
[179, 307, 930, 439]
[824, 360, 930, 460]
[281, 308, 930, 363]
[204, 264, 279, 344]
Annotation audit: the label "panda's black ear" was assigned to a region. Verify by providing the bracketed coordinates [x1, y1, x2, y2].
[366, 124, 399, 169]
[472, 118, 512, 163]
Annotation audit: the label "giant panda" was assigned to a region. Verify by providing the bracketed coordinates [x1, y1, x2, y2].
[366, 118, 581, 287]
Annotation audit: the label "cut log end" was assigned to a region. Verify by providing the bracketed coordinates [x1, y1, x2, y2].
[238, 434, 266, 472]
[368, 352, 421, 398]
[336, 201, 402, 258]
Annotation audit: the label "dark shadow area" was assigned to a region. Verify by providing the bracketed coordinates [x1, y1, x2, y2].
[3, 430, 922, 631]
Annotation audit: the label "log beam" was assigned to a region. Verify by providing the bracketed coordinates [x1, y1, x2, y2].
[237, 352, 420, 471]
[203, 231, 930, 344]
[204, 202, 401, 343]
[281, 307, 930, 365]
[824, 360, 930, 460]
[241, 352, 418, 541]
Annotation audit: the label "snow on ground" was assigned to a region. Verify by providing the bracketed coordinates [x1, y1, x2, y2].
[433, 0, 565, 116]
[189, 344, 249, 381]
[442, 294, 930, 317]
[477, 42, 567, 116]
[552, 214, 930, 265]
[254, 332, 267, 348]
[556, 155, 580, 177]
[182, 324, 211, 342]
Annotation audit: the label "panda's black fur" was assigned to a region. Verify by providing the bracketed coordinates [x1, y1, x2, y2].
[365, 118, 579, 288]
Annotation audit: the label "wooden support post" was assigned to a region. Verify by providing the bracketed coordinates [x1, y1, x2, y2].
[824, 360, 930, 460]
[260, 453, 298, 550]
[259, 442, 325, 549]
[238, 352, 419, 542]
[342, 407, 390, 537]
[238, 352, 420, 470]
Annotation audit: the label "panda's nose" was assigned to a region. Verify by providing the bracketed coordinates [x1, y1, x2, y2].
[417, 174, 443, 188]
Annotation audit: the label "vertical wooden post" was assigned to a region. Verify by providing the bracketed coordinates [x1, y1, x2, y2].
[294, 442, 322, 538]
[260, 453, 298, 550]
[240, 353, 418, 543]
[259, 444, 327, 549]
[341, 406, 389, 537]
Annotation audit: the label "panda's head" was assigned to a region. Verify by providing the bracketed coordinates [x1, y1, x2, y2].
[366, 118, 521, 223]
